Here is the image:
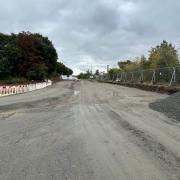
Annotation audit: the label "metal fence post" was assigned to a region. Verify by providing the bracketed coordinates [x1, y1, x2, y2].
[116, 74, 118, 81]
[103, 65, 180, 86]
[151, 71, 156, 84]
[131, 72, 134, 82]
[141, 71, 144, 83]
[125, 73, 127, 82]
[120, 73, 122, 82]
[112, 75, 115, 81]
[139, 71, 143, 83]
[169, 67, 176, 86]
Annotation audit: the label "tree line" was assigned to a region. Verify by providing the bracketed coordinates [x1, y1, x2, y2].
[0, 32, 73, 83]
[108, 40, 180, 76]
[77, 70, 92, 79]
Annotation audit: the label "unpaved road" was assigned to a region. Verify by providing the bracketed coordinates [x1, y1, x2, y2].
[0, 81, 180, 180]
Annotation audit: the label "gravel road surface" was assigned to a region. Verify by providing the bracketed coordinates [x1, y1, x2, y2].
[0, 81, 179, 180]
[150, 92, 180, 122]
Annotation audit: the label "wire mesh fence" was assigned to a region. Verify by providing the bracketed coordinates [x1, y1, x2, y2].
[98, 66, 180, 86]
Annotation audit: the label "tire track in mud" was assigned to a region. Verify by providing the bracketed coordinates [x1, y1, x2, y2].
[88, 82, 180, 179]
[106, 108, 180, 179]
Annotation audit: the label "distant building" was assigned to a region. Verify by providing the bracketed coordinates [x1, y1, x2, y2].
[61, 75, 79, 81]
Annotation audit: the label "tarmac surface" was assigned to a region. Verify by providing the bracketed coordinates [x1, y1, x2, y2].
[0, 81, 179, 180]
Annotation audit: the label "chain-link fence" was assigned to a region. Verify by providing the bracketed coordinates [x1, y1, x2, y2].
[98, 66, 180, 86]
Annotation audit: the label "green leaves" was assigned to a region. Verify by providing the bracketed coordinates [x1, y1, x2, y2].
[0, 32, 72, 82]
[149, 40, 179, 68]
[116, 40, 179, 75]
[26, 63, 48, 81]
[78, 70, 91, 79]
[56, 62, 73, 76]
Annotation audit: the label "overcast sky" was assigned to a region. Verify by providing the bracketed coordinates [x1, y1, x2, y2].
[0, 0, 180, 74]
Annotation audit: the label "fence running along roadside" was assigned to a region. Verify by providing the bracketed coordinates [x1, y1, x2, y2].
[0, 80, 52, 97]
[98, 66, 180, 87]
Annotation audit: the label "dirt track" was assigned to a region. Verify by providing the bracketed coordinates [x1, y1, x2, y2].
[0, 81, 179, 180]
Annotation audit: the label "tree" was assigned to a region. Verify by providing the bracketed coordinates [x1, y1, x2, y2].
[33, 33, 58, 76]
[108, 68, 121, 76]
[17, 32, 59, 79]
[118, 60, 132, 71]
[17, 32, 44, 77]
[117, 58, 141, 72]
[149, 40, 179, 68]
[95, 69, 100, 75]
[26, 63, 48, 81]
[78, 70, 91, 79]
[0, 31, 72, 82]
[0, 33, 21, 78]
[56, 62, 73, 76]
[139, 55, 150, 70]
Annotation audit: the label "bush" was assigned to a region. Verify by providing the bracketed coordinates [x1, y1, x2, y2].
[0, 77, 28, 85]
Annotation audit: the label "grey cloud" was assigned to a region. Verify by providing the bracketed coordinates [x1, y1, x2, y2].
[0, 0, 180, 74]
[122, 18, 158, 37]
[90, 3, 121, 34]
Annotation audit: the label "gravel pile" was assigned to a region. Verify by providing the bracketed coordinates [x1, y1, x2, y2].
[149, 92, 180, 121]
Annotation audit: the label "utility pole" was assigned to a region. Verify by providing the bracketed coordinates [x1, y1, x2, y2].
[91, 64, 93, 75]
[107, 65, 109, 73]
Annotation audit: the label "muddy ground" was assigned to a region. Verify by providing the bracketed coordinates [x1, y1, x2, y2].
[0, 81, 179, 180]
